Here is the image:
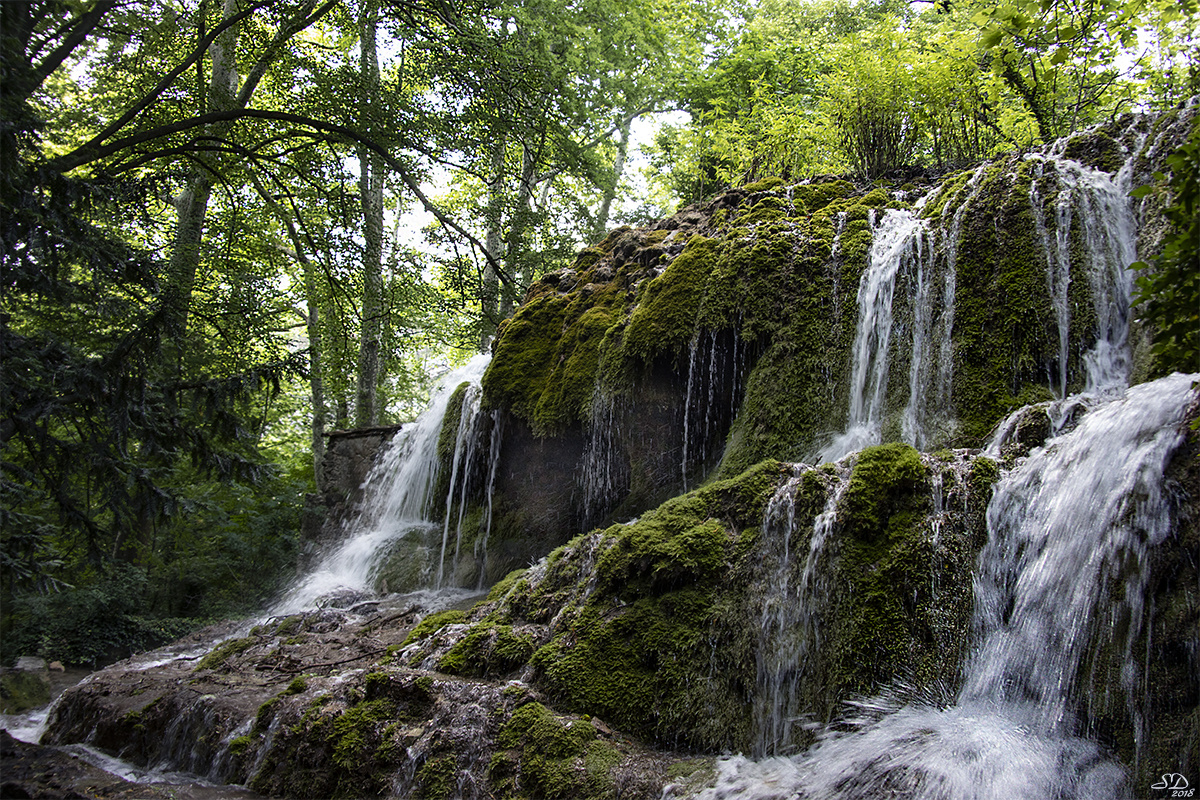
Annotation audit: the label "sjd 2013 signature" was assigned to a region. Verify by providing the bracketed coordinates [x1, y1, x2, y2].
[1152, 773, 1193, 797]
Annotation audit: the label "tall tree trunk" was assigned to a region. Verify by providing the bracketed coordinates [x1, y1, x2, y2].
[480, 133, 507, 348]
[355, 0, 385, 428]
[590, 111, 634, 242]
[501, 142, 537, 315]
[163, 0, 239, 340]
[304, 257, 328, 486]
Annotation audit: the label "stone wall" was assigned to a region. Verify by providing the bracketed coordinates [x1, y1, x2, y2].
[301, 425, 402, 551]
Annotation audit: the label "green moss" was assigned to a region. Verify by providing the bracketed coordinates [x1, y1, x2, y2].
[574, 246, 607, 271]
[330, 699, 396, 770]
[483, 295, 572, 427]
[194, 636, 256, 671]
[492, 702, 614, 799]
[228, 734, 255, 757]
[841, 443, 927, 541]
[623, 236, 718, 361]
[401, 609, 467, 647]
[533, 303, 618, 428]
[274, 616, 303, 637]
[363, 671, 389, 695]
[952, 158, 1067, 439]
[596, 226, 632, 252]
[486, 568, 528, 602]
[252, 697, 280, 735]
[822, 444, 984, 698]
[283, 675, 308, 695]
[437, 382, 471, 464]
[509, 461, 784, 750]
[483, 278, 630, 434]
[498, 702, 597, 756]
[416, 755, 459, 800]
[0, 670, 50, 713]
[436, 623, 536, 677]
[1061, 130, 1124, 173]
[741, 176, 785, 192]
[735, 196, 788, 226]
[968, 456, 1000, 493]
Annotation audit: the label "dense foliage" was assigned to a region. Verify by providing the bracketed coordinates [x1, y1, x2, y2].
[1133, 123, 1200, 375]
[1, 0, 1196, 665]
[646, 0, 1198, 196]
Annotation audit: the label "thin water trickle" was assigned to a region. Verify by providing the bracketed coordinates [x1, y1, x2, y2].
[476, 409, 505, 588]
[820, 209, 925, 462]
[680, 330, 745, 492]
[754, 463, 850, 756]
[580, 385, 626, 530]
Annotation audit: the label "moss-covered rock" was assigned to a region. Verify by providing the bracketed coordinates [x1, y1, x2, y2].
[403, 451, 992, 755]
[0, 670, 51, 713]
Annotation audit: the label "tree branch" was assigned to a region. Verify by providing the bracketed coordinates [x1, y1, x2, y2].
[50, 107, 517, 291]
[71, 0, 267, 160]
[26, 0, 119, 100]
[235, 0, 340, 108]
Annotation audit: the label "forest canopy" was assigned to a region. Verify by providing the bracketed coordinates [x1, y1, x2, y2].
[1, 0, 1197, 665]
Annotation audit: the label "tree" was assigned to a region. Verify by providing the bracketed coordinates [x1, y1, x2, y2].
[971, 0, 1198, 139]
[355, 0, 386, 426]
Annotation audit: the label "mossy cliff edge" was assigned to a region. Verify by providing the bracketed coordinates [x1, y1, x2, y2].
[433, 106, 1196, 588]
[403, 449, 998, 756]
[39, 393, 1198, 796]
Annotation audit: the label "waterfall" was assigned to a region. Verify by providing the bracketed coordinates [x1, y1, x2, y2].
[963, 374, 1192, 743]
[475, 409, 505, 589]
[580, 387, 627, 530]
[682, 333, 702, 491]
[437, 382, 484, 588]
[681, 329, 746, 491]
[819, 210, 925, 462]
[901, 165, 989, 449]
[753, 463, 849, 756]
[273, 354, 492, 613]
[687, 371, 1197, 800]
[1026, 152, 1139, 397]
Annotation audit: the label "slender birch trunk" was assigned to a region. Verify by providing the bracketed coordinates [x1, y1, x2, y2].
[355, 0, 385, 428]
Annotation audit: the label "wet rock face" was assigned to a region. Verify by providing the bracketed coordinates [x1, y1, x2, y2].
[41, 596, 698, 800]
[402, 452, 996, 755]
[456, 107, 1196, 582]
[0, 730, 263, 800]
[319, 427, 402, 510]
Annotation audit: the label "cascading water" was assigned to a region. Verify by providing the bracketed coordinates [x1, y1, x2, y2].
[687, 372, 1197, 800]
[273, 354, 492, 613]
[1027, 152, 1139, 397]
[438, 381, 484, 588]
[753, 463, 849, 756]
[474, 409, 505, 589]
[819, 209, 925, 462]
[900, 165, 988, 449]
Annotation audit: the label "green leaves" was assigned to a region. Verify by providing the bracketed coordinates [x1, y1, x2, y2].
[1131, 125, 1200, 375]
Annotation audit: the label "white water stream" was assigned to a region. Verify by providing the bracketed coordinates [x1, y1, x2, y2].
[819, 209, 926, 462]
[687, 371, 1197, 800]
[1027, 152, 1139, 397]
[273, 354, 492, 613]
